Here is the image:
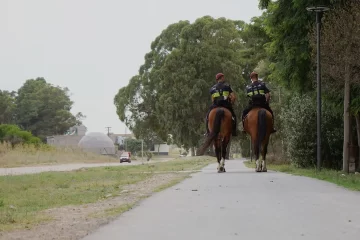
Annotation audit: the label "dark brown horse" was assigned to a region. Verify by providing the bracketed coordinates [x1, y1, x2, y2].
[197, 107, 232, 173]
[244, 107, 273, 172]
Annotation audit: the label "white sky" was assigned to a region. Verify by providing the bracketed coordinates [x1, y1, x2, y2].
[0, 0, 262, 135]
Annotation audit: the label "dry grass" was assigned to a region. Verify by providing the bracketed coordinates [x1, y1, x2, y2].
[0, 142, 117, 168]
[0, 156, 213, 231]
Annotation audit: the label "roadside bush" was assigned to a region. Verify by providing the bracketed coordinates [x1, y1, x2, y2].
[280, 94, 343, 169]
[0, 124, 41, 146]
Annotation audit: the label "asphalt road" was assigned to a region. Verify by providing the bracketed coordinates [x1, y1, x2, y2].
[0, 158, 173, 176]
[82, 159, 360, 240]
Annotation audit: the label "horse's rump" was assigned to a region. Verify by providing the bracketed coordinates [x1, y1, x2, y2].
[244, 107, 272, 158]
[208, 107, 232, 137]
[197, 107, 232, 156]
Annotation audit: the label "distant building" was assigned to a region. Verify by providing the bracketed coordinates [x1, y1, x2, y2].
[109, 133, 135, 144]
[150, 143, 170, 155]
[78, 132, 116, 155]
[46, 124, 87, 148]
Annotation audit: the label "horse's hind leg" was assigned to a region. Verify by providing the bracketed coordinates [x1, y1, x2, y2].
[261, 143, 268, 172]
[214, 141, 222, 172]
[253, 139, 262, 172]
[220, 139, 228, 172]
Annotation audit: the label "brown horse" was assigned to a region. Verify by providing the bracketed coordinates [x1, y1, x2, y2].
[244, 107, 273, 172]
[197, 107, 232, 173]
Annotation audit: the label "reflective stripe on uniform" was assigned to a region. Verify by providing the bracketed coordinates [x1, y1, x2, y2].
[247, 89, 265, 97]
[212, 92, 220, 98]
[212, 91, 229, 98]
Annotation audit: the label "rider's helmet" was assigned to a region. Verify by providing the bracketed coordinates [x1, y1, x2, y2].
[216, 73, 224, 81]
[250, 72, 258, 79]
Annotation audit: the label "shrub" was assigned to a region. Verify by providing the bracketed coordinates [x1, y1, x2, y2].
[0, 124, 41, 146]
[280, 94, 343, 169]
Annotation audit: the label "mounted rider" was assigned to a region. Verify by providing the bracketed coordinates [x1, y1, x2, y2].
[241, 71, 276, 133]
[204, 73, 238, 137]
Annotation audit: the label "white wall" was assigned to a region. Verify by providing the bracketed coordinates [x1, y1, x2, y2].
[151, 144, 170, 154]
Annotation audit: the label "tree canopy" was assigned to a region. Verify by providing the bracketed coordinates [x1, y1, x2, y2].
[114, 16, 271, 149]
[0, 90, 16, 124]
[115, 2, 359, 170]
[1, 77, 84, 141]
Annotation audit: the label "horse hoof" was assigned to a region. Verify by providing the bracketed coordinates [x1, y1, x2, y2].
[255, 169, 261, 172]
[223, 168, 226, 172]
[262, 169, 267, 172]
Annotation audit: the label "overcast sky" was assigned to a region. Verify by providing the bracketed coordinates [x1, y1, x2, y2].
[0, 0, 262, 135]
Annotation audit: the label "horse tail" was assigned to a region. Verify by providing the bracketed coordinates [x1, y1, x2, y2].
[256, 109, 267, 158]
[212, 108, 224, 137]
[196, 108, 224, 156]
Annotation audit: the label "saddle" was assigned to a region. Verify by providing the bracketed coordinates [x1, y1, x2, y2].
[211, 105, 234, 120]
[243, 107, 271, 122]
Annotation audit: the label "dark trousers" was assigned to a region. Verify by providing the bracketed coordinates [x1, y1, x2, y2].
[205, 102, 237, 136]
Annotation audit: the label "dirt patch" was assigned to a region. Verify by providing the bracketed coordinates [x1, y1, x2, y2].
[0, 173, 188, 240]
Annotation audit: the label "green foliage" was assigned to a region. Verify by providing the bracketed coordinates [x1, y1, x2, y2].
[240, 136, 251, 158]
[0, 124, 41, 145]
[0, 90, 16, 124]
[124, 138, 144, 154]
[115, 16, 271, 149]
[14, 78, 83, 140]
[240, 14, 271, 80]
[1, 78, 84, 141]
[280, 94, 343, 169]
[260, 0, 333, 92]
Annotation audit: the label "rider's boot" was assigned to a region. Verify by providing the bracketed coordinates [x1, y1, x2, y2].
[204, 118, 210, 137]
[231, 117, 237, 136]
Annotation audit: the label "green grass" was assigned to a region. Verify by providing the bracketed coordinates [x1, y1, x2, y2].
[243, 160, 360, 191]
[0, 156, 213, 231]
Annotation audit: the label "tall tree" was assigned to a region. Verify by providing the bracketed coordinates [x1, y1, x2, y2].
[15, 77, 80, 140]
[240, 13, 271, 80]
[311, 1, 360, 172]
[0, 90, 16, 124]
[115, 16, 254, 149]
[258, 0, 333, 92]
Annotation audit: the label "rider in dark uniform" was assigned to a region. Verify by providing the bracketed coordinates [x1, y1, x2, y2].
[241, 71, 276, 133]
[204, 73, 238, 137]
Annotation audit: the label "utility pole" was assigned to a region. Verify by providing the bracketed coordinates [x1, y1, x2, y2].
[105, 127, 111, 136]
[306, 5, 329, 171]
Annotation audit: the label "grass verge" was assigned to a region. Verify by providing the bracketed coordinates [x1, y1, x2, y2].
[0, 156, 213, 231]
[243, 160, 360, 191]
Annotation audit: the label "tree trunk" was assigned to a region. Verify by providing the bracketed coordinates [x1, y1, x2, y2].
[343, 64, 351, 173]
[356, 114, 360, 171]
[190, 147, 195, 156]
